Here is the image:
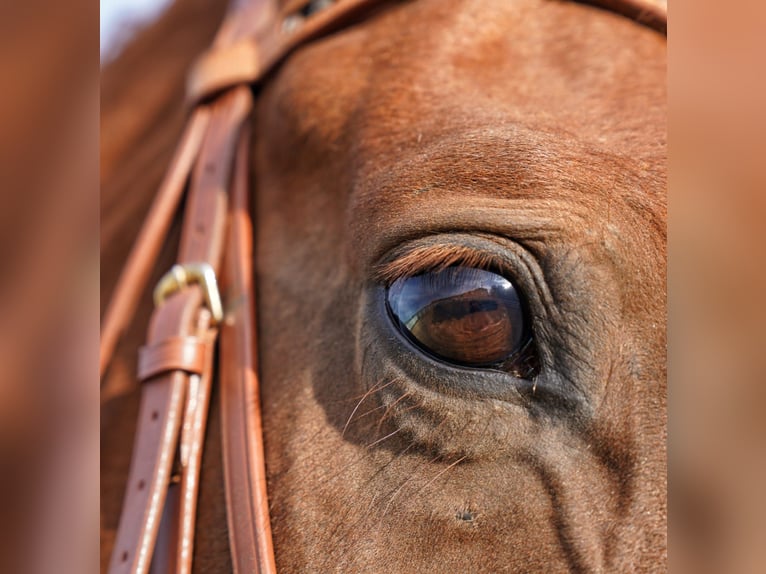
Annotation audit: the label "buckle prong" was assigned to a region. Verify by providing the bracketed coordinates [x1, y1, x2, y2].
[153, 262, 224, 324]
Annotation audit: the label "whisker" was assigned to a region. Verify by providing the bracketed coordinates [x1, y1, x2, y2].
[350, 401, 389, 423]
[339, 378, 399, 405]
[341, 378, 397, 437]
[387, 415, 478, 512]
[382, 453, 442, 516]
[412, 455, 467, 496]
[366, 428, 402, 449]
[326, 439, 422, 542]
[375, 391, 413, 434]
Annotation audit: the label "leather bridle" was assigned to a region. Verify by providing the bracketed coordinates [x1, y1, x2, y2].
[100, 1, 666, 573]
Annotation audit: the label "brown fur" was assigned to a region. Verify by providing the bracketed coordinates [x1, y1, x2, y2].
[101, 0, 666, 571]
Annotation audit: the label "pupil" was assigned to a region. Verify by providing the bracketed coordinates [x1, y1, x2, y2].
[386, 266, 526, 367]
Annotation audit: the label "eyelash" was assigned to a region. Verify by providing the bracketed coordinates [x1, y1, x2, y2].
[375, 244, 512, 286]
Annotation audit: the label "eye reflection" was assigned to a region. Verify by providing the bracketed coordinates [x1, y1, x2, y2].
[386, 266, 528, 367]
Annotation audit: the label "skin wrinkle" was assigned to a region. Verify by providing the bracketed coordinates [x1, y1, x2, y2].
[100, 0, 666, 571]
[521, 452, 595, 574]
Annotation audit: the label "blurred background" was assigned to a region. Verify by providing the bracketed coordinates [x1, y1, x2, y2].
[101, 0, 172, 62]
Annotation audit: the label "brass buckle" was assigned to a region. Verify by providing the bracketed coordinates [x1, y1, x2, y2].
[153, 262, 224, 324]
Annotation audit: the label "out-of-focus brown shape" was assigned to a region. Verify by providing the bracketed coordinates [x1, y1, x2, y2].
[0, 0, 98, 572]
[670, 0, 766, 572]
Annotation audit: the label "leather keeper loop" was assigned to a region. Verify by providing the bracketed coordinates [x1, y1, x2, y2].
[138, 336, 210, 381]
[186, 40, 261, 105]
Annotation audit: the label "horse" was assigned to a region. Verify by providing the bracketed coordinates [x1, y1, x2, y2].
[101, 0, 667, 571]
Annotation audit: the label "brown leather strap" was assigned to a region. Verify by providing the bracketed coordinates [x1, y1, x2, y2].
[108, 81, 254, 574]
[100, 109, 211, 381]
[152, 89, 254, 574]
[174, 322, 217, 574]
[105, 3, 263, 573]
[187, 40, 262, 106]
[178, 88, 253, 266]
[137, 337, 210, 381]
[187, 0, 395, 104]
[219, 125, 278, 574]
[107, 290, 208, 574]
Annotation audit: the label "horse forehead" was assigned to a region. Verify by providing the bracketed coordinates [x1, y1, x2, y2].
[271, 0, 665, 158]
[261, 0, 666, 266]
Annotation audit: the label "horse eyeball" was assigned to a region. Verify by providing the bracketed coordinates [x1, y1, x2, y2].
[386, 266, 527, 367]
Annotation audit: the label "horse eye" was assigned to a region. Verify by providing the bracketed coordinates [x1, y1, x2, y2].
[386, 266, 529, 368]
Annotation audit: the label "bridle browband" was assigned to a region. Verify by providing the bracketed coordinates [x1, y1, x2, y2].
[101, 1, 666, 573]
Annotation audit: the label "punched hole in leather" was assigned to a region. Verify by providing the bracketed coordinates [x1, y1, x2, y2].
[108, 289, 213, 574]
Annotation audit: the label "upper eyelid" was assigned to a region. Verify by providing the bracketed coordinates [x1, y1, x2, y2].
[374, 240, 513, 284]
